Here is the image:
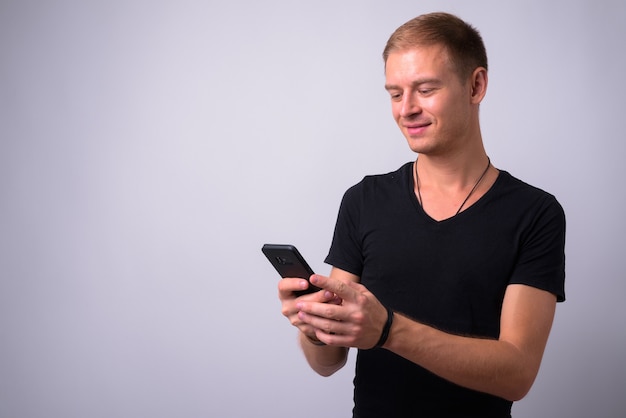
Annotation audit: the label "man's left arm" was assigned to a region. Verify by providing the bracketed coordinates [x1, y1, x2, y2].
[385, 283, 556, 401]
[298, 276, 557, 401]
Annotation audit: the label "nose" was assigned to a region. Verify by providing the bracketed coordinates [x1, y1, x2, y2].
[400, 93, 422, 118]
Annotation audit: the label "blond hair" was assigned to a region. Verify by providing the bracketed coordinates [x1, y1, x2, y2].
[383, 12, 488, 81]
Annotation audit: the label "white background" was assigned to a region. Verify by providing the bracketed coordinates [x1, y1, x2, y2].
[1, 0, 625, 417]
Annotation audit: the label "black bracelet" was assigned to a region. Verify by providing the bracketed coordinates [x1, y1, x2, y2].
[372, 306, 394, 349]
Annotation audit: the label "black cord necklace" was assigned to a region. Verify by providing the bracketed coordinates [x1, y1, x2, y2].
[415, 157, 491, 216]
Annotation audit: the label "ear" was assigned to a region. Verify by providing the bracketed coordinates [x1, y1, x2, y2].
[469, 67, 488, 104]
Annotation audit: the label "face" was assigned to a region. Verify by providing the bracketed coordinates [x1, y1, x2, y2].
[384, 45, 482, 156]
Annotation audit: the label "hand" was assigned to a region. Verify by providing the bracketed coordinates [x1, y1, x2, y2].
[295, 274, 388, 349]
[278, 277, 340, 341]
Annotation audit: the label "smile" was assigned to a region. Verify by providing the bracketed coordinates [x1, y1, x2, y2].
[404, 122, 431, 135]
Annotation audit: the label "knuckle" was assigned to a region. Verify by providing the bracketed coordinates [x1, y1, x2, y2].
[322, 305, 336, 319]
[351, 310, 365, 325]
[355, 293, 368, 306]
[335, 281, 346, 294]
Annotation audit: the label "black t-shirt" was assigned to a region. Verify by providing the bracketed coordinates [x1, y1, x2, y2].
[325, 162, 566, 418]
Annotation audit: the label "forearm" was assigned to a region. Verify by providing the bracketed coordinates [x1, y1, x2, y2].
[381, 284, 557, 401]
[299, 332, 349, 377]
[386, 314, 541, 401]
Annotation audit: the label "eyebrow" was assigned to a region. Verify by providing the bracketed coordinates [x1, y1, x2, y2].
[384, 78, 442, 91]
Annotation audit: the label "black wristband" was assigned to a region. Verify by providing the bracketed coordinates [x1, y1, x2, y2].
[372, 306, 394, 349]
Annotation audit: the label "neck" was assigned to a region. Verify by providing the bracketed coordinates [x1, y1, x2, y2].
[413, 151, 497, 220]
[415, 149, 490, 191]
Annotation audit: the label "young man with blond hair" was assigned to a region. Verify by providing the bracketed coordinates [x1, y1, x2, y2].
[278, 12, 565, 417]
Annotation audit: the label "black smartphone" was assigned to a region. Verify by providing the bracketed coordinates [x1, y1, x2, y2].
[262, 244, 321, 296]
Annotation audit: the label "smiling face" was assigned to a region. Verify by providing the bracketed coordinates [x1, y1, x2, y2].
[384, 44, 485, 157]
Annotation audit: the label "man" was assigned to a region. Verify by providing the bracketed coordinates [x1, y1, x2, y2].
[278, 12, 565, 417]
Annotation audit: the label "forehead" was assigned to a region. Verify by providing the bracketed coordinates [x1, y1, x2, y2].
[384, 45, 456, 84]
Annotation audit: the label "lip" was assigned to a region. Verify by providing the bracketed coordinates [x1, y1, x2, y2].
[404, 122, 431, 136]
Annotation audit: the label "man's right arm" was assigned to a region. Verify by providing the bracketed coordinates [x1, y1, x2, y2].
[278, 267, 357, 376]
[298, 268, 360, 376]
[298, 330, 349, 377]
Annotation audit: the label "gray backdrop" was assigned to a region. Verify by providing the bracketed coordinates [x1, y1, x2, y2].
[1, 0, 624, 417]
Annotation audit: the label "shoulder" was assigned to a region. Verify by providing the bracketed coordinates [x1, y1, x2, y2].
[493, 171, 566, 248]
[346, 162, 413, 196]
[495, 172, 566, 301]
[494, 171, 564, 215]
[336, 162, 413, 216]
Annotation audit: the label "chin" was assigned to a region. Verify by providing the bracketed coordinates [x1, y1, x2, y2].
[405, 138, 432, 155]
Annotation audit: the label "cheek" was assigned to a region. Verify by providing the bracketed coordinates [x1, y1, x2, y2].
[421, 97, 442, 115]
[428, 99, 460, 126]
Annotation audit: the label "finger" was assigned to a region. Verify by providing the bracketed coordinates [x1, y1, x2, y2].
[297, 299, 343, 322]
[281, 294, 326, 320]
[321, 290, 340, 303]
[310, 274, 360, 301]
[277, 278, 311, 298]
[299, 310, 346, 336]
[327, 293, 343, 305]
[313, 329, 354, 347]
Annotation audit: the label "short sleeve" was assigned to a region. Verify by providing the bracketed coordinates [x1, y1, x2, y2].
[324, 183, 365, 277]
[509, 194, 566, 302]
